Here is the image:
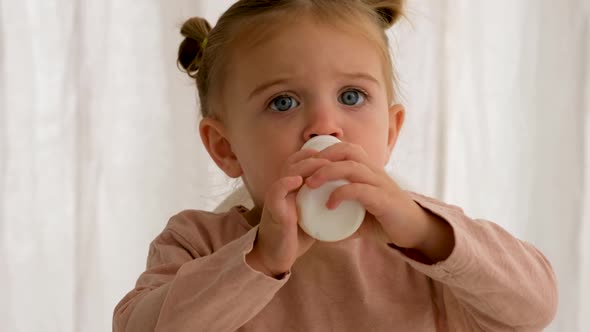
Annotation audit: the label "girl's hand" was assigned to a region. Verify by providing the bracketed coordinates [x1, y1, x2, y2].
[304, 142, 454, 261]
[246, 149, 330, 277]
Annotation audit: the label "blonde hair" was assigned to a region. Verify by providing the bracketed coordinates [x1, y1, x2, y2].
[177, 0, 405, 119]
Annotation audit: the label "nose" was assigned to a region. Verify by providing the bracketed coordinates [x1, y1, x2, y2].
[302, 104, 344, 142]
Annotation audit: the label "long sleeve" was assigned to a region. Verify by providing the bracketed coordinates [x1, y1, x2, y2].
[401, 192, 558, 331]
[113, 197, 559, 331]
[113, 211, 289, 332]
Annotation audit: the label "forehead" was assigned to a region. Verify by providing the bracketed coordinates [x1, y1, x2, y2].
[226, 14, 387, 89]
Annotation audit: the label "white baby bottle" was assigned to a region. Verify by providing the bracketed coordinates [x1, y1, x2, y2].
[296, 135, 366, 242]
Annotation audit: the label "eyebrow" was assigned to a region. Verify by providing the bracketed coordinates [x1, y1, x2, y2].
[247, 72, 381, 100]
[339, 72, 381, 86]
[248, 78, 290, 100]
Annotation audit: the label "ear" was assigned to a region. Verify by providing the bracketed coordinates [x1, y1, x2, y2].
[199, 117, 243, 178]
[386, 103, 405, 154]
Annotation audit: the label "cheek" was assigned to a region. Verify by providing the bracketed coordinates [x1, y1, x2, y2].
[365, 141, 390, 167]
[361, 116, 392, 166]
[234, 140, 295, 200]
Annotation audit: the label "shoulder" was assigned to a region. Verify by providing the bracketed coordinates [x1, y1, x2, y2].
[155, 206, 253, 258]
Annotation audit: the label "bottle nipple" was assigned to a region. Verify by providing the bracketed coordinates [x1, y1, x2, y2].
[296, 135, 366, 242]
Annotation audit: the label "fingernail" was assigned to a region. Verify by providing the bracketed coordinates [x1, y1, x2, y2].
[326, 200, 339, 210]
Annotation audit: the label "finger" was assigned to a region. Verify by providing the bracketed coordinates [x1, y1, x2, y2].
[325, 183, 387, 215]
[265, 176, 303, 225]
[284, 148, 320, 166]
[285, 157, 332, 178]
[315, 142, 372, 165]
[305, 160, 380, 189]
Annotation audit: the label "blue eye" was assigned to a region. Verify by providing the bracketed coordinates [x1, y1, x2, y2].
[338, 90, 366, 106]
[270, 95, 299, 112]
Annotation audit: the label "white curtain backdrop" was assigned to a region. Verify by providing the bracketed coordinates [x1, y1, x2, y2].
[1, 0, 588, 331]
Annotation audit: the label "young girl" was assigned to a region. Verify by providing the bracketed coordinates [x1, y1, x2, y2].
[113, 0, 558, 330]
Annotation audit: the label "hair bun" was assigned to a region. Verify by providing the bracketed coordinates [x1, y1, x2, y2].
[364, 0, 405, 28]
[177, 17, 212, 78]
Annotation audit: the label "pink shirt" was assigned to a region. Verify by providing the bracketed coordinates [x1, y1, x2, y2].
[113, 192, 557, 331]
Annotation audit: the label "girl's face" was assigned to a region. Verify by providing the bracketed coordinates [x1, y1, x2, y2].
[201, 15, 404, 207]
